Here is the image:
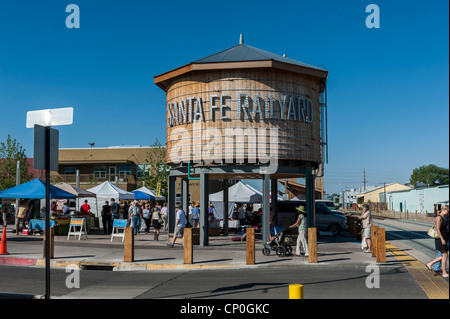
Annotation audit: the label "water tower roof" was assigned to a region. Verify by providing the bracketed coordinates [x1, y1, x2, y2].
[154, 43, 327, 91]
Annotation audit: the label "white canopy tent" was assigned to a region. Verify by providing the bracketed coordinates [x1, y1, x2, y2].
[133, 185, 166, 201]
[244, 183, 284, 201]
[81, 181, 135, 217]
[210, 181, 262, 220]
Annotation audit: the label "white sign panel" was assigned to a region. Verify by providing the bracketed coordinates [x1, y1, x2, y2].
[26, 107, 73, 128]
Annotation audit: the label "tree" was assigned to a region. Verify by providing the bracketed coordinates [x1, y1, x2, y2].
[139, 139, 170, 198]
[409, 164, 449, 187]
[0, 135, 34, 191]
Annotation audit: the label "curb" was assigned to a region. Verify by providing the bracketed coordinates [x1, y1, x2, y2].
[0, 257, 37, 266]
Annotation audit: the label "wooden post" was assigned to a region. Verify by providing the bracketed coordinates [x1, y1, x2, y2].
[415, 210, 418, 221]
[124, 227, 134, 262]
[184, 227, 193, 264]
[246, 227, 255, 265]
[406, 209, 409, 220]
[376, 228, 386, 263]
[426, 210, 428, 222]
[308, 228, 317, 263]
[371, 226, 379, 257]
[43, 227, 54, 259]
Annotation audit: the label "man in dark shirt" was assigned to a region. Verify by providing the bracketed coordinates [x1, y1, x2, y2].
[101, 201, 112, 234]
[110, 198, 120, 224]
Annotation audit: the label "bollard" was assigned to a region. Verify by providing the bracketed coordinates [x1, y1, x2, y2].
[426, 210, 428, 222]
[415, 210, 418, 221]
[371, 226, 379, 258]
[43, 227, 54, 259]
[308, 228, 317, 263]
[184, 227, 193, 264]
[124, 227, 134, 262]
[246, 227, 255, 265]
[376, 228, 386, 263]
[289, 284, 304, 299]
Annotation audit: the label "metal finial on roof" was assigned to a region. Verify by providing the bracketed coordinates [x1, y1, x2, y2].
[239, 34, 244, 44]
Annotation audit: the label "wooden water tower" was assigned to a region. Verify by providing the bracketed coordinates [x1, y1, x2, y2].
[154, 36, 328, 245]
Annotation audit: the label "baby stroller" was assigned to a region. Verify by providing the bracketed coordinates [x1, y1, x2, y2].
[262, 226, 293, 257]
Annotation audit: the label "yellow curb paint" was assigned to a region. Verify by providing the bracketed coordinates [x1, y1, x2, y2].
[386, 242, 449, 299]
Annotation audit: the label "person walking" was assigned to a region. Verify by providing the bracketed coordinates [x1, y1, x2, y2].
[1, 201, 10, 227]
[122, 201, 129, 223]
[432, 212, 449, 275]
[110, 198, 120, 224]
[426, 205, 449, 278]
[152, 207, 161, 240]
[101, 200, 112, 234]
[168, 204, 186, 247]
[361, 203, 373, 253]
[142, 204, 152, 234]
[161, 203, 168, 231]
[192, 202, 200, 228]
[80, 200, 91, 233]
[129, 201, 142, 235]
[16, 200, 28, 235]
[289, 205, 308, 257]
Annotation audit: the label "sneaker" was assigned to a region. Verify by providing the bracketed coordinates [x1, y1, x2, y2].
[167, 243, 174, 248]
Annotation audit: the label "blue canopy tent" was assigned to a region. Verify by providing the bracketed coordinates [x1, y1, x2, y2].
[0, 179, 76, 199]
[131, 190, 155, 201]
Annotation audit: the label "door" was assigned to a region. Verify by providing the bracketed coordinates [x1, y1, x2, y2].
[109, 166, 117, 182]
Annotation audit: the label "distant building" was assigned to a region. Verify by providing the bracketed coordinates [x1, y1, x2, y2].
[356, 183, 411, 206]
[54, 146, 228, 202]
[385, 184, 449, 215]
[57, 146, 159, 191]
[340, 186, 378, 209]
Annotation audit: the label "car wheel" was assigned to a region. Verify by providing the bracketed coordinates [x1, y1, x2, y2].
[329, 224, 341, 236]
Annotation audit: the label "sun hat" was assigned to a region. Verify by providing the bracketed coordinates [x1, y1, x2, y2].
[296, 205, 306, 213]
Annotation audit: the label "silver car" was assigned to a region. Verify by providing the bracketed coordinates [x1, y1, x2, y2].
[277, 201, 348, 235]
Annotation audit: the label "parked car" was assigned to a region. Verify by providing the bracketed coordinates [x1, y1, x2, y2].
[276, 201, 348, 235]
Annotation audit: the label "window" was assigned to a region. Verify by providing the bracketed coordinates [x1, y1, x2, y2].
[136, 164, 150, 179]
[64, 166, 76, 175]
[94, 166, 106, 179]
[119, 165, 132, 178]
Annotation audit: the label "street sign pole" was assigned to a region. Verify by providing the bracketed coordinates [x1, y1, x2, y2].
[26, 107, 73, 300]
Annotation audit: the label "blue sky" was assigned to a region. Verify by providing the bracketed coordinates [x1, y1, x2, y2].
[0, 0, 448, 195]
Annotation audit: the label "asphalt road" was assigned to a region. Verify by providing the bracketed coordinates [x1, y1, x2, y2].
[0, 261, 426, 300]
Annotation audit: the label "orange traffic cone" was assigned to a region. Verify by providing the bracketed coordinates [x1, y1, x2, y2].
[0, 226, 8, 255]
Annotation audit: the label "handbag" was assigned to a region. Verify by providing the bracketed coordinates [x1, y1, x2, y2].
[427, 225, 440, 239]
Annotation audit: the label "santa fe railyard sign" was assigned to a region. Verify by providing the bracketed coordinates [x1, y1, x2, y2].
[167, 93, 314, 127]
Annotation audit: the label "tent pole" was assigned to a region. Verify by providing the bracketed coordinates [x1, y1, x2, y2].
[223, 179, 229, 236]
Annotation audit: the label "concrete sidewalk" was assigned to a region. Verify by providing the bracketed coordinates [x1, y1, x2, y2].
[1, 226, 390, 271]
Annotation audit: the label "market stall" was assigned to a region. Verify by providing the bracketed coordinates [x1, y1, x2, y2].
[54, 182, 98, 231]
[84, 181, 135, 228]
[133, 186, 166, 202]
[0, 179, 76, 234]
[210, 181, 262, 229]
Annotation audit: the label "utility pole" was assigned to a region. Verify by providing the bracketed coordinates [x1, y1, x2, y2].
[363, 169, 367, 192]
